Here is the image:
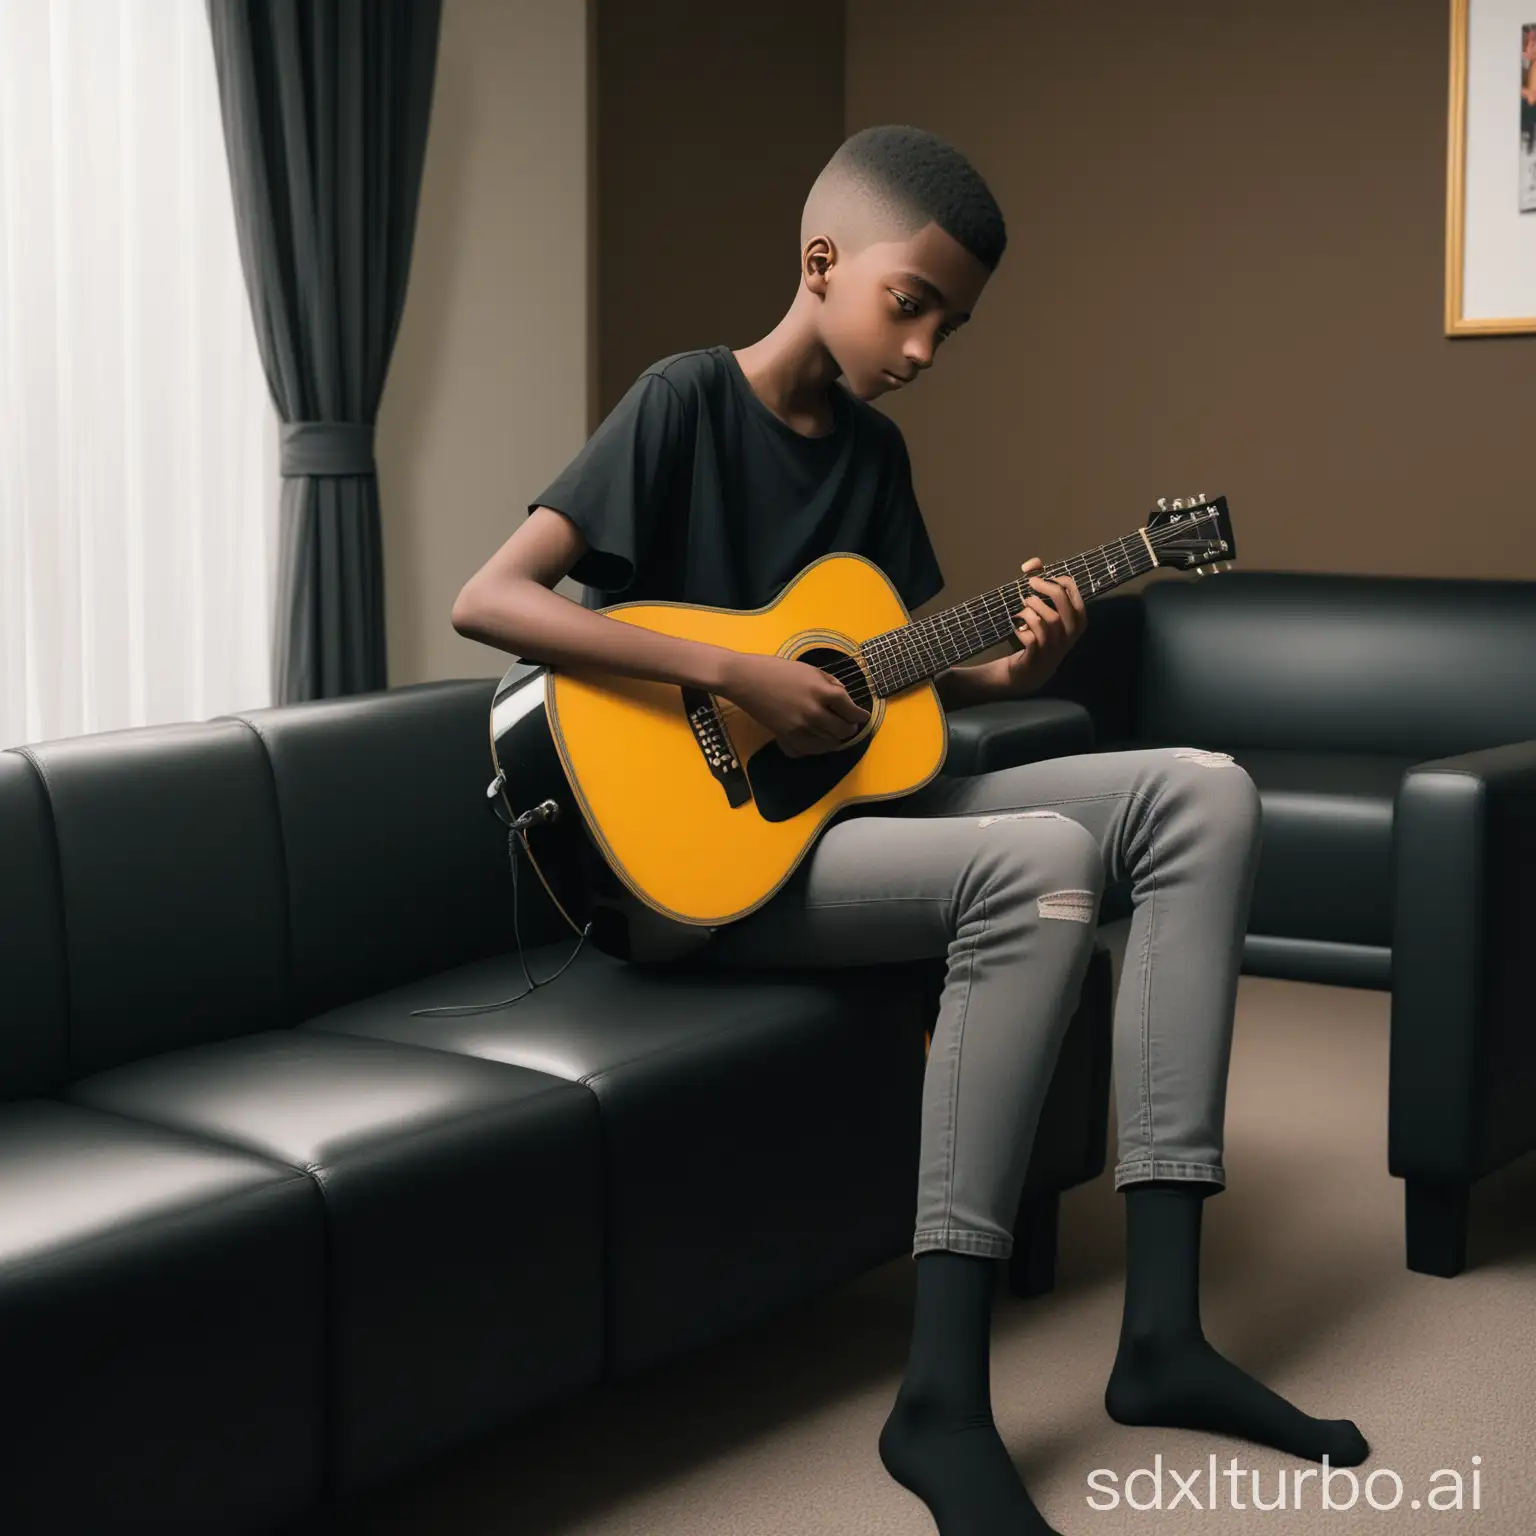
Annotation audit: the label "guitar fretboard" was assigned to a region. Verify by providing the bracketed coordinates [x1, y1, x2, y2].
[858, 529, 1157, 698]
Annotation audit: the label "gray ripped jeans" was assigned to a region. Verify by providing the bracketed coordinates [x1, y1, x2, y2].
[694, 745, 1263, 1261]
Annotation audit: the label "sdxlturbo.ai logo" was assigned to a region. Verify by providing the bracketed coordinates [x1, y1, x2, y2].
[1085, 1454, 1484, 1513]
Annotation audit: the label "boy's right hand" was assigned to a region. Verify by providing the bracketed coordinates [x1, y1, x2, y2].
[720, 653, 870, 758]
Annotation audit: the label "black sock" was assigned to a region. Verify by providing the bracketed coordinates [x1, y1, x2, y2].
[878, 1250, 1061, 1536]
[1104, 1181, 1369, 1466]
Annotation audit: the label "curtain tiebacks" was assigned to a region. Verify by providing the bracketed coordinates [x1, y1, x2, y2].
[280, 420, 376, 477]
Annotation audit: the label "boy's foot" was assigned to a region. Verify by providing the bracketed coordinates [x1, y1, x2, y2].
[1104, 1330, 1369, 1466]
[879, 1385, 1064, 1535]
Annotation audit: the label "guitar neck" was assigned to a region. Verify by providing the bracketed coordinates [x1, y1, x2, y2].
[859, 526, 1159, 699]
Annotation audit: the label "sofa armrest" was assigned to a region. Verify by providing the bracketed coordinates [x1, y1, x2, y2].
[1027, 590, 1147, 746]
[1389, 738, 1536, 1181]
[944, 698, 1095, 777]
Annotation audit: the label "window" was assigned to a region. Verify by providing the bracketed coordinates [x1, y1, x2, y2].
[1, 0, 279, 752]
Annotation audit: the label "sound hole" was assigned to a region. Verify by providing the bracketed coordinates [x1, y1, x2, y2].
[745, 646, 874, 824]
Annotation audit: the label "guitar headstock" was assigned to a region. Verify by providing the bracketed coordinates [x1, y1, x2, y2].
[1147, 493, 1235, 579]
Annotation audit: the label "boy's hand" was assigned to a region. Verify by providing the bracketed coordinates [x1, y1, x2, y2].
[720, 653, 870, 757]
[996, 557, 1087, 697]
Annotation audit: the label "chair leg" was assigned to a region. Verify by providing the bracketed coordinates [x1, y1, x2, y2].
[1405, 1177, 1470, 1277]
[1006, 1190, 1060, 1298]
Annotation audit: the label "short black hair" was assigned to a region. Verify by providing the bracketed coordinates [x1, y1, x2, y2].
[803, 124, 1007, 273]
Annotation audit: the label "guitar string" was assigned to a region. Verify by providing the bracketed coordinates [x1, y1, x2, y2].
[709, 547, 1107, 715]
[789, 515, 1205, 696]
[699, 515, 1219, 730]
[709, 523, 1178, 725]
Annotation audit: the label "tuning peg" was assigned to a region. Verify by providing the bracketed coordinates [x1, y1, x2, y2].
[1172, 498, 1185, 509]
[1157, 497, 1168, 510]
[1195, 491, 1206, 504]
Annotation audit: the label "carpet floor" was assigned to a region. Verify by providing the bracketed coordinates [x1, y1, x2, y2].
[319, 920, 1536, 1535]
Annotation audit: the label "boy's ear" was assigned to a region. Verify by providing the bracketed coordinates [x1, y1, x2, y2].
[802, 236, 834, 297]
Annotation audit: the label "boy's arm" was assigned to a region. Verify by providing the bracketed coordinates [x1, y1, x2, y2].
[453, 516, 1009, 709]
[452, 507, 741, 693]
[454, 508, 870, 757]
[935, 659, 1013, 710]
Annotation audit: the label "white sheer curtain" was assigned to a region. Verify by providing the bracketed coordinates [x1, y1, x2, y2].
[0, 0, 279, 754]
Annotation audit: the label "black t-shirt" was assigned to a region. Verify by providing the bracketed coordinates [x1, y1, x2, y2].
[528, 345, 945, 614]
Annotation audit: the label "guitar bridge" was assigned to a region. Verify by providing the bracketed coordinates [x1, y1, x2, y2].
[680, 687, 752, 808]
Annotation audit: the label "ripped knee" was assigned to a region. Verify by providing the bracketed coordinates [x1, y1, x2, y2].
[972, 811, 1101, 922]
[1037, 889, 1097, 923]
[975, 809, 1069, 828]
[1171, 748, 1236, 768]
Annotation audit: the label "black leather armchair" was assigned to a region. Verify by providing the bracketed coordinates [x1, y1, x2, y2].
[0, 677, 1113, 1533]
[1021, 568, 1536, 1278]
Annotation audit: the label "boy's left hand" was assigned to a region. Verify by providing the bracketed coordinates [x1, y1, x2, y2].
[995, 557, 1087, 697]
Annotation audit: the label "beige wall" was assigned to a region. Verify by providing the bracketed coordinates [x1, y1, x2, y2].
[380, 0, 590, 689]
[846, 0, 1536, 610]
[592, 0, 846, 418]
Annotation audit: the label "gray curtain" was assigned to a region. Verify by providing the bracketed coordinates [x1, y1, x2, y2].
[205, 0, 442, 703]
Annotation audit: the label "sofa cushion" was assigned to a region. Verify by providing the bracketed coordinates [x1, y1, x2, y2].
[1136, 572, 1536, 760]
[17, 722, 290, 1076]
[219, 678, 556, 1021]
[300, 941, 933, 1375]
[0, 752, 69, 1098]
[1102, 739, 1416, 948]
[0, 1099, 323, 1532]
[65, 1028, 603, 1496]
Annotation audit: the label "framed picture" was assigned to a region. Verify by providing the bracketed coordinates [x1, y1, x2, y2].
[1445, 0, 1536, 334]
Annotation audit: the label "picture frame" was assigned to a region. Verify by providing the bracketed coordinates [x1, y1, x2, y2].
[1443, 0, 1529, 333]
[1445, 0, 1536, 334]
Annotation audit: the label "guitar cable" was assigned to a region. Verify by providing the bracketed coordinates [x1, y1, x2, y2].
[408, 791, 593, 1018]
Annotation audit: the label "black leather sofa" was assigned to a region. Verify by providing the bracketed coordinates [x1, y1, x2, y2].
[1025, 568, 1536, 1281]
[0, 677, 1112, 1534]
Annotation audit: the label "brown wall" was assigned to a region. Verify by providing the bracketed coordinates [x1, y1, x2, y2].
[847, 0, 1536, 607]
[593, 1, 845, 422]
[596, 0, 1535, 625]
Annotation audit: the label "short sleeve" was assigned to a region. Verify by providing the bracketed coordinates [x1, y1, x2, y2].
[878, 427, 945, 611]
[527, 371, 689, 595]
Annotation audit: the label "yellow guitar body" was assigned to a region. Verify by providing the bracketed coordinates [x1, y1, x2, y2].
[544, 552, 947, 927]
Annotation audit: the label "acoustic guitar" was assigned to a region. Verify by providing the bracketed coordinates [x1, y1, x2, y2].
[485, 494, 1235, 960]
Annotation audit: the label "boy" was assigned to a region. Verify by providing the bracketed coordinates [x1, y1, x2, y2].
[453, 125, 1367, 1536]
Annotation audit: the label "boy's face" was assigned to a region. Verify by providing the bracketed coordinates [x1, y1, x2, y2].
[811, 222, 993, 401]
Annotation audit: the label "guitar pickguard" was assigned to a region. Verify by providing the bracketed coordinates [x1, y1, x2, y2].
[746, 733, 873, 822]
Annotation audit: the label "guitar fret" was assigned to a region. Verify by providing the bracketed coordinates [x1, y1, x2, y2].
[988, 587, 1014, 644]
[961, 600, 990, 654]
[866, 633, 897, 694]
[914, 621, 944, 676]
[943, 611, 964, 658]
[924, 623, 947, 679]
[940, 608, 966, 661]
